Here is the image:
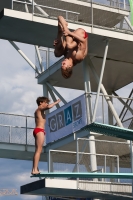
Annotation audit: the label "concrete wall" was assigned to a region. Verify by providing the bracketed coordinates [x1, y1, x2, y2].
[0, 0, 12, 12]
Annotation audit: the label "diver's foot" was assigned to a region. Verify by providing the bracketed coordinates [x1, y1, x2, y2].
[31, 170, 40, 175]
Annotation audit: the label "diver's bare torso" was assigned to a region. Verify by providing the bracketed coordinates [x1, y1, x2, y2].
[34, 109, 46, 129]
[66, 29, 88, 64]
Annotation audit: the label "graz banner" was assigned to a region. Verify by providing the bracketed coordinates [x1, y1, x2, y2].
[46, 94, 87, 144]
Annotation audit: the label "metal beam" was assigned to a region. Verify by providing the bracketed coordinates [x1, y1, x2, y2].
[113, 91, 133, 114]
[46, 82, 67, 105]
[27, 0, 49, 17]
[9, 41, 40, 74]
[82, 58, 93, 124]
[92, 40, 109, 122]
[48, 87, 60, 109]
[124, 16, 133, 31]
[87, 56, 123, 127]
[35, 46, 43, 72]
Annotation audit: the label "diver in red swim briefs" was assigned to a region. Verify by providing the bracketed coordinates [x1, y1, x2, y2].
[31, 96, 61, 175]
[54, 16, 88, 79]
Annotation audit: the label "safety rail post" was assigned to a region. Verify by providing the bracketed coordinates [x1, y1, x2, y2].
[117, 155, 120, 183]
[102, 94, 105, 124]
[11, 0, 13, 9]
[104, 155, 106, 182]
[130, 140, 133, 196]
[26, 116, 28, 150]
[46, 48, 50, 69]
[66, 11, 68, 20]
[91, 0, 93, 32]
[76, 138, 79, 189]
[48, 150, 51, 173]
[9, 126, 11, 143]
[32, 0, 34, 16]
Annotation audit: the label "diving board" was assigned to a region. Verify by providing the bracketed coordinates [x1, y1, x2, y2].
[31, 172, 133, 179]
[82, 122, 133, 140]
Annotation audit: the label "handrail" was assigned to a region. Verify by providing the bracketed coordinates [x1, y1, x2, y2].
[12, 0, 80, 18]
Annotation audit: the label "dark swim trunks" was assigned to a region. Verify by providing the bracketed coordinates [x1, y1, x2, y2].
[33, 128, 46, 137]
[84, 31, 88, 39]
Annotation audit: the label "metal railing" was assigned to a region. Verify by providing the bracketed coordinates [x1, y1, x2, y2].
[48, 149, 119, 181]
[12, 0, 80, 21]
[78, 0, 130, 10]
[86, 92, 133, 129]
[11, 0, 131, 32]
[0, 112, 35, 146]
[48, 138, 132, 183]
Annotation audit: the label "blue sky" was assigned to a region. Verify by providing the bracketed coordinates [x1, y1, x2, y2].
[0, 38, 132, 200]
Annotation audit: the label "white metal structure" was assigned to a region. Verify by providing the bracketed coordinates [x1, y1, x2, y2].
[0, 0, 133, 199]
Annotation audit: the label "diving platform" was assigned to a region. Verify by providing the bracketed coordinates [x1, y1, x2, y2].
[0, 8, 131, 47]
[31, 172, 133, 179]
[21, 178, 133, 199]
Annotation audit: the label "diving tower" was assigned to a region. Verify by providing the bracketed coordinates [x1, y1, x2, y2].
[0, 0, 133, 200]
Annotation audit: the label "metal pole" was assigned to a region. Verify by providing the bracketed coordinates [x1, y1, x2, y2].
[104, 155, 106, 182]
[66, 11, 68, 20]
[48, 88, 60, 109]
[48, 150, 51, 173]
[26, 116, 28, 151]
[11, 0, 13, 9]
[76, 138, 79, 173]
[117, 156, 120, 183]
[25, 1, 29, 13]
[124, 16, 133, 31]
[43, 84, 49, 115]
[46, 82, 67, 105]
[82, 58, 93, 124]
[113, 91, 133, 114]
[87, 56, 123, 127]
[9, 41, 40, 74]
[46, 48, 50, 70]
[130, 140, 133, 196]
[102, 95, 105, 124]
[91, 0, 93, 32]
[9, 126, 11, 143]
[32, 0, 34, 15]
[27, 0, 49, 17]
[76, 138, 79, 189]
[92, 40, 109, 122]
[89, 136, 98, 181]
[35, 46, 43, 72]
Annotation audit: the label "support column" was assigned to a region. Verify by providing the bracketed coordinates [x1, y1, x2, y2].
[83, 58, 97, 182]
[88, 135, 98, 182]
[47, 151, 53, 173]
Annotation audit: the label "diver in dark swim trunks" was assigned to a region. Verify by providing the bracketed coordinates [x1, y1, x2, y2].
[31, 96, 61, 175]
[54, 16, 88, 79]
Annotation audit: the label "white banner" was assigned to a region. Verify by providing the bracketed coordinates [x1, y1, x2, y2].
[46, 94, 87, 144]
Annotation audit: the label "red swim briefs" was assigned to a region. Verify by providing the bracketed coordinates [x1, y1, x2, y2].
[33, 128, 46, 137]
[84, 31, 88, 39]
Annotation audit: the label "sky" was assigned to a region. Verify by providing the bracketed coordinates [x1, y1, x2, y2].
[0, 37, 132, 200]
